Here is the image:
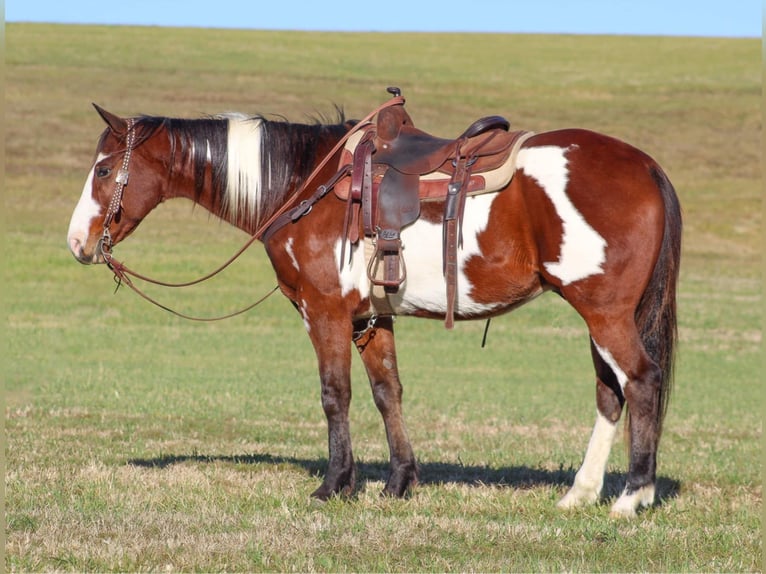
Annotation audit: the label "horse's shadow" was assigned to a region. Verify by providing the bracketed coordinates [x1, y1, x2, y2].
[128, 452, 680, 505]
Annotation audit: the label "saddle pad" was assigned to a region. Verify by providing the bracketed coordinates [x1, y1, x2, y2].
[334, 127, 535, 202]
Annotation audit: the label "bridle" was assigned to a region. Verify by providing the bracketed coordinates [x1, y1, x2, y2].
[94, 116, 283, 321]
[94, 95, 405, 321]
[98, 117, 136, 258]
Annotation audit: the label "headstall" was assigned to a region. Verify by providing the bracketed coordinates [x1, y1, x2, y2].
[99, 117, 136, 258]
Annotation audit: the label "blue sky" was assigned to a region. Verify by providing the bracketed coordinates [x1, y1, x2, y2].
[5, 0, 761, 37]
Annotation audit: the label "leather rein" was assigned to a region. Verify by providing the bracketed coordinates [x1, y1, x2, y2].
[98, 96, 405, 321]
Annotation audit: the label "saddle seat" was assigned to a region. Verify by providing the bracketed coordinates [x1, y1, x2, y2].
[373, 101, 512, 175]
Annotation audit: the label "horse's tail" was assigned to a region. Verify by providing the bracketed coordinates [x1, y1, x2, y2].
[631, 166, 682, 438]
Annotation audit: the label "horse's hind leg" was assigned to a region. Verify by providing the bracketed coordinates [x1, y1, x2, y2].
[609, 344, 662, 518]
[353, 316, 419, 496]
[558, 340, 625, 509]
[568, 318, 662, 517]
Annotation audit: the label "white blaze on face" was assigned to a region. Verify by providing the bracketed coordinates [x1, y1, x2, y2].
[67, 153, 107, 259]
[516, 145, 607, 285]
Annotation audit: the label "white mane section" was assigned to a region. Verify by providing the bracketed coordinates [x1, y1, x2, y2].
[224, 115, 264, 224]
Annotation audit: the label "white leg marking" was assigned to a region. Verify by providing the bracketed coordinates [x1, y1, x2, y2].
[610, 484, 656, 518]
[558, 412, 618, 509]
[333, 193, 503, 316]
[517, 145, 606, 285]
[592, 340, 629, 390]
[592, 339, 656, 518]
[224, 116, 263, 223]
[285, 237, 300, 272]
[67, 153, 106, 257]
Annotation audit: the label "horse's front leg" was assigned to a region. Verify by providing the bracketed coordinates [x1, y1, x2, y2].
[303, 306, 357, 500]
[353, 315, 419, 497]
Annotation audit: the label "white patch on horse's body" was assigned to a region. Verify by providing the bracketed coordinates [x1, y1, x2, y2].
[67, 153, 107, 258]
[224, 116, 263, 224]
[392, 193, 498, 315]
[558, 412, 618, 509]
[299, 298, 311, 333]
[592, 340, 629, 390]
[334, 193, 502, 317]
[335, 238, 370, 298]
[517, 145, 606, 285]
[285, 237, 300, 271]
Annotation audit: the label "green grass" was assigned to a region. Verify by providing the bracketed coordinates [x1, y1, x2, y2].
[5, 23, 762, 572]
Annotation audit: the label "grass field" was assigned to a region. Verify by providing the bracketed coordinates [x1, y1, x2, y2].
[5, 24, 762, 572]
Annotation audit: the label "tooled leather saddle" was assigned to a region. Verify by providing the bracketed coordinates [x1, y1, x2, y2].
[334, 87, 532, 328]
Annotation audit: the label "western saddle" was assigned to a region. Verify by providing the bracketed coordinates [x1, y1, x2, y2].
[334, 87, 532, 328]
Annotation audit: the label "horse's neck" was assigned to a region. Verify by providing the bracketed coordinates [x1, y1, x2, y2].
[166, 120, 346, 237]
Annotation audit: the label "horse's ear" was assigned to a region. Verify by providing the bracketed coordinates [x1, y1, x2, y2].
[92, 103, 128, 135]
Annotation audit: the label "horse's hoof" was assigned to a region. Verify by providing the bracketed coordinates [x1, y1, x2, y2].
[609, 484, 655, 518]
[557, 483, 600, 509]
[382, 468, 419, 498]
[310, 486, 332, 501]
[311, 479, 355, 501]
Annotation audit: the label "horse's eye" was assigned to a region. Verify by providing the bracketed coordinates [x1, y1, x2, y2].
[95, 166, 112, 178]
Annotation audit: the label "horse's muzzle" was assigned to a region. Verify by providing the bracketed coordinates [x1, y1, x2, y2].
[68, 236, 105, 265]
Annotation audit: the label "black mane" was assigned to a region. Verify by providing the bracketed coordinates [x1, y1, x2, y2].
[132, 111, 349, 222]
[133, 115, 229, 204]
[256, 113, 349, 220]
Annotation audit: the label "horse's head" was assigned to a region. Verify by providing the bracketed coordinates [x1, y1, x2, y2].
[67, 105, 168, 264]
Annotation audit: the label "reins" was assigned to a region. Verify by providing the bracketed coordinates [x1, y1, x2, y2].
[106, 263, 280, 322]
[99, 95, 405, 321]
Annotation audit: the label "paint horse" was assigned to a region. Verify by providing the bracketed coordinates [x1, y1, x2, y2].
[67, 92, 681, 517]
